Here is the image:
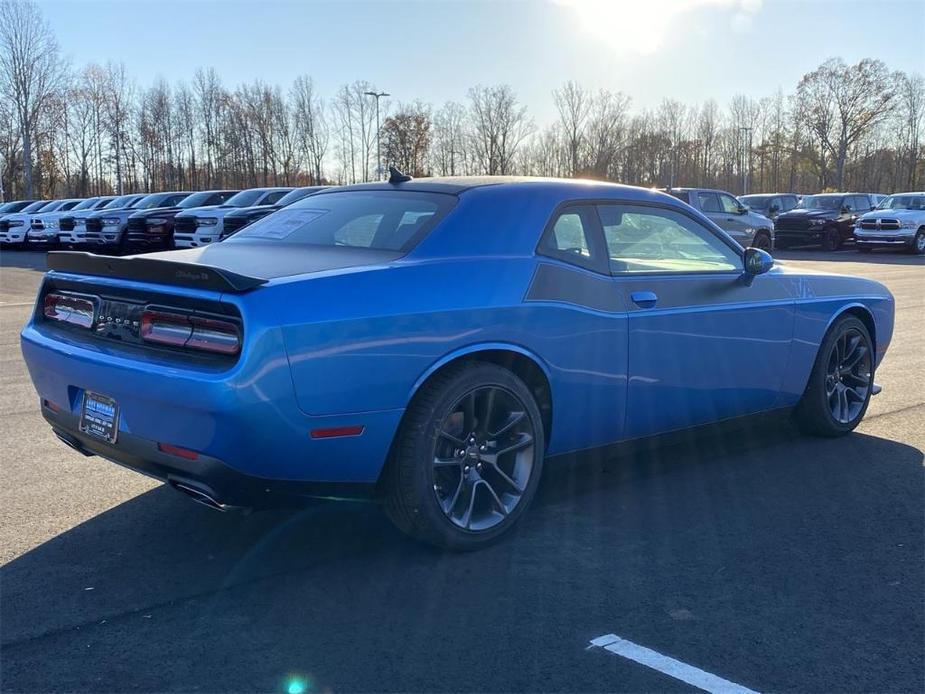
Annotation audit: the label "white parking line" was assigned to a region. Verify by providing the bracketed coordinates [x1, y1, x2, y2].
[589, 634, 759, 694]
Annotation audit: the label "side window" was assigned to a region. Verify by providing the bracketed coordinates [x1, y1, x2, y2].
[719, 194, 741, 214]
[598, 203, 742, 274]
[538, 206, 603, 271]
[697, 192, 721, 213]
[165, 195, 187, 206]
[263, 191, 288, 205]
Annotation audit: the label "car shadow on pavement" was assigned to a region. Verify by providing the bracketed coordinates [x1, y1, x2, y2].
[2, 421, 923, 693]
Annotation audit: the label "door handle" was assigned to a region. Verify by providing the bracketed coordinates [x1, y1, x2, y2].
[631, 291, 658, 308]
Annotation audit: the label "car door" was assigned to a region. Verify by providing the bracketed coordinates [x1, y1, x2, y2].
[697, 191, 750, 246]
[597, 202, 794, 439]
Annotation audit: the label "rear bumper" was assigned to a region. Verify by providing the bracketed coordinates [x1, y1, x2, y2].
[21, 320, 403, 486]
[44, 407, 376, 506]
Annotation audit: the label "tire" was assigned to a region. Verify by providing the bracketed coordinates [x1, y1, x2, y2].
[383, 361, 545, 550]
[751, 231, 772, 251]
[794, 315, 874, 437]
[911, 228, 925, 255]
[821, 227, 842, 251]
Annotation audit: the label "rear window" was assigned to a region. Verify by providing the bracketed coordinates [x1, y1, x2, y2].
[232, 191, 455, 252]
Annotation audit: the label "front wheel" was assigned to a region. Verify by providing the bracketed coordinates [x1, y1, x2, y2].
[751, 231, 772, 252]
[794, 315, 874, 437]
[383, 362, 545, 550]
[821, 227, 842, 251]
[911, 229, 925, 255]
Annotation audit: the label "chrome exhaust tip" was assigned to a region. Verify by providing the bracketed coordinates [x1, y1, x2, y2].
[169, 480, 242, 512]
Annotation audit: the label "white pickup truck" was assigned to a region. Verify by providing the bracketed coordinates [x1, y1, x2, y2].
[855, 192, 925, 255]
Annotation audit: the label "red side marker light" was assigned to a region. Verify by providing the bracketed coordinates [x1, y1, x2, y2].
[43, 399, 62, 413]
[157, 442, 200, 460]
[310, 425, 365, 439]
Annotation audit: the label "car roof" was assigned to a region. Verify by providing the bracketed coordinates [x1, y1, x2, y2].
[334, 176, 676, 199]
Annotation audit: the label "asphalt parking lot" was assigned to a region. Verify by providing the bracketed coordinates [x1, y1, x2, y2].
[0, 248, 922, 693]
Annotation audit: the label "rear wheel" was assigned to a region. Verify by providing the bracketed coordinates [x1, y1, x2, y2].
[821, 227, 842, 251]
[383, 362, 545, 550]
[912, 229, 925, 255]
[795, 315, 873, 437]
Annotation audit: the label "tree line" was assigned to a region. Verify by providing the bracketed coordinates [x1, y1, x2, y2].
[1, 0, 922, 202]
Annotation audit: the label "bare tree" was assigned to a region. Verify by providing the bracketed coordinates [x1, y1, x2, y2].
[291, 75, 328, 184]
[382, 102, 432, 177]
[553, 81, 591, 177]
[431, 101, 466, 175]
[796, 58, 896, 189]
[467, 84, 533, 175]
[0, 0, 66, 196]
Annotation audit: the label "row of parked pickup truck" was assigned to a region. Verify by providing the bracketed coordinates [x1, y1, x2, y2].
[0, 186, 326, 252]
[1, 184, 923, 255]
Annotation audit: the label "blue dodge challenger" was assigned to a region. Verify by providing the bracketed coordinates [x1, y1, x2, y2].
[21, 175, 894, 549]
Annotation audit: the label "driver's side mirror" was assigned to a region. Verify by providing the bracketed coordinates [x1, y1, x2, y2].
[736, 205, 748, 215]
[742, 247, 773, 285]
[841, 205, 852, 214]
[768, 205, 779, 215]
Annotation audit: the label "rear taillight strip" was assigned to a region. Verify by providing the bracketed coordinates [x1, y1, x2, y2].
[140, 309, 241, 355]
[43, 293, 96, 329]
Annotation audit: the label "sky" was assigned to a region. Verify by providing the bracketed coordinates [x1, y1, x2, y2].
[37, 0, 925, 126]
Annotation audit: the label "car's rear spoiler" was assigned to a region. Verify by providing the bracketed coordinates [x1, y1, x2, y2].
[46, 251, 268, 293]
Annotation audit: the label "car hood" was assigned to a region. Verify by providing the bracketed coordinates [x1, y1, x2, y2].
[225, 205, 280, 218]
[778, 209, 835, 220]
[860, 208, 924, 220]
[141, 240, 402, 283]
[175, 205, 236, 218]
[129, 206, 181, 218]
[87, 208, 134, 220]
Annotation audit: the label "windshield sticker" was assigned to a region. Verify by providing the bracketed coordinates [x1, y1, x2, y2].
[253, 209, 329, 239]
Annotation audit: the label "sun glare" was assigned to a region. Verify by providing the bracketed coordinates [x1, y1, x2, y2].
[555, 0, 762, 54]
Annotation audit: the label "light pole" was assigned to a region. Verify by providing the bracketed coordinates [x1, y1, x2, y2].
[364, 91, 390, 180]
[739, 126, 752, 195]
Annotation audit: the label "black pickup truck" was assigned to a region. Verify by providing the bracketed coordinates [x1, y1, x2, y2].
[774, 193, 876, 250]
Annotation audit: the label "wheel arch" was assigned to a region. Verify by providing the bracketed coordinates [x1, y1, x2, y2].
[828, 303, 877, 354]
[407, 343, 554, 448]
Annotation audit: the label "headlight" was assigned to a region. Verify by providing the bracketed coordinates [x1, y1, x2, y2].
[901, 220, 916, 229]
[7, 220, 23, 227]
[101, 217, 121, 226]
[147, 218, 168, 226]
[46, 220, 59, 229]
[198, 218, 218, 226]
[809, 219, 825, 226]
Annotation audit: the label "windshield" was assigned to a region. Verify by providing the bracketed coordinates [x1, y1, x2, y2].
[797, 195, 843, 210]
[233, 191, 455, 251]
[71, 198, 100, 211]
[134, 193, 175, 210]
[177, 191, 219, 209]
[277, 187, 323, 206]
[103, 195, 140, 210]
[21, 201, 48, 213]
[877, 194, 925, 211]
[225, 190, 267, 207]
[740, 195, 771, 210]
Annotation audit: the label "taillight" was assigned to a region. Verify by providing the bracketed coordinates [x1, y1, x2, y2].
[43, 293, 96, 328]
[140, 309, 240, 355]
